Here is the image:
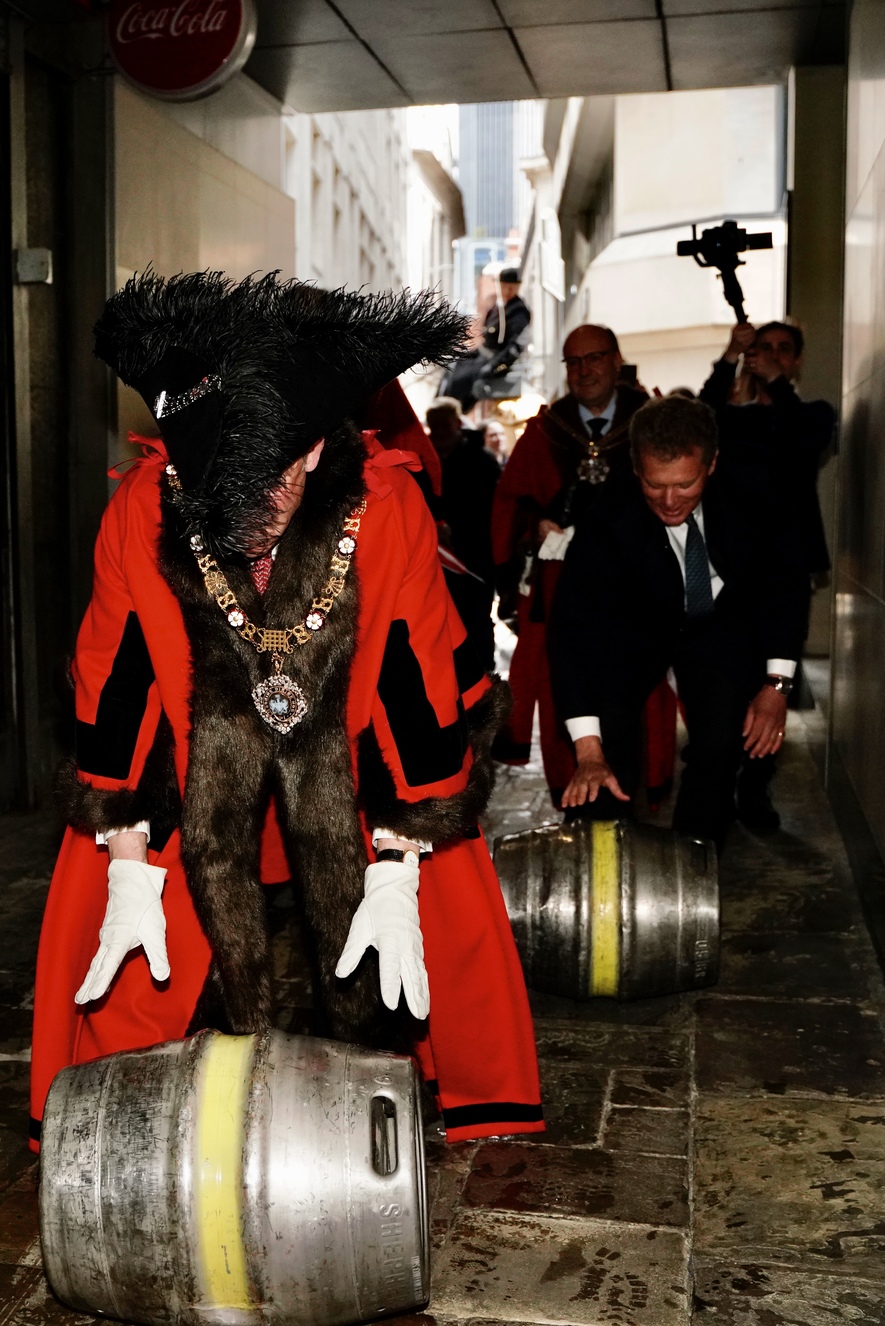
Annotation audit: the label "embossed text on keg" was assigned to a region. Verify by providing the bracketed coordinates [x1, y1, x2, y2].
[378, 1203, 409, 1293]
[694, 937, 710, 981]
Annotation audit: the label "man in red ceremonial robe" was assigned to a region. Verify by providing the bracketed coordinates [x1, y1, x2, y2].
[30, 273, 544, 1151]
[491, 324, 654, 807]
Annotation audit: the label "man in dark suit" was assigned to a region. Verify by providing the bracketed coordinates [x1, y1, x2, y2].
[548, 395, 810, 850]
[426, 396, 500, 671]
[490, 324, 648, 804]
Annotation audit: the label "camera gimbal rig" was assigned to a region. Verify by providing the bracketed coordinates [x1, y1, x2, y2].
[677, 219, 773, 322]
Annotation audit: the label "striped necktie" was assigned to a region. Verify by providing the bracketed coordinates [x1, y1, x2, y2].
[250, 553, 274, 596]
[684, 512, 714, 618]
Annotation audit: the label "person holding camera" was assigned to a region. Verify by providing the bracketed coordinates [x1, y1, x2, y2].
[699, 320, 836, 830]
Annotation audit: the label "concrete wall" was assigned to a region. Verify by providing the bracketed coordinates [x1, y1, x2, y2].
[114, 79, 296, 457]
[787, 66, 846, 655]
[831, 0, 885, 854]
[113, 78, 412, 460]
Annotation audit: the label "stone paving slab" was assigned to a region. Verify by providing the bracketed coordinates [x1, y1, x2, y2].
[718, 876, 866, 935]
[462, 1142, 688, 1227]
[533, 1063, 608, 1147]
[0, 1263, 95, 1326]
[694, 1097, 885, 1280]
[528, 989, 692, 1031]
[533, 1022, 689, 1071]
[0, 1166, 40, 1264]
[431, 1208, 690, 1326]
[695, 997, 885, 1097]
[715, 931, 878, 1002]
[603, 1107, 688, 1158]
[609, 1069, 689, 1108]
[691, 1261, 885, 1325]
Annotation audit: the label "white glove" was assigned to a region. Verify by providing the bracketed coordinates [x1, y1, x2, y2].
[335, 859, 430, 1019]
[75, 860, 170, 1004]
[538, 525, 575, 562]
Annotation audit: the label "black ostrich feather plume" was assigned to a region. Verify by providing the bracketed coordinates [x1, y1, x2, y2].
[93, 270, 471, 556]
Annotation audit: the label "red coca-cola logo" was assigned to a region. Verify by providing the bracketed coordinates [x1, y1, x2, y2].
[107, 0, 257, 101]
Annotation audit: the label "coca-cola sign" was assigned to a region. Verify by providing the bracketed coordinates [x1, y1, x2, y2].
[107, 0, 257, 102]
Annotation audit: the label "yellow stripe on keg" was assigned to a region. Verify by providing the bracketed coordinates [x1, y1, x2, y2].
[195, 1034, 253, 1310]
[590, 821, 620, 996]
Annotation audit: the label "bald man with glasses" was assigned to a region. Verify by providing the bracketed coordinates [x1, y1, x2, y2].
[490, 324, 649, 807]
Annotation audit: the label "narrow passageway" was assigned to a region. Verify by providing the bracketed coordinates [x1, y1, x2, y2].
[1, 685, 885, 1324]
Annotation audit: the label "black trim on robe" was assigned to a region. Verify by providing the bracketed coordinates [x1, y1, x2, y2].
[377, 619, 468, 787]
[441, 1100, 545, 1128]
[453, 634, 486, 696]
[75, 612, 155, 780]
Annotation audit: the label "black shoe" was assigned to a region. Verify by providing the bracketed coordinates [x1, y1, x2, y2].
[736, 793, 780, 833]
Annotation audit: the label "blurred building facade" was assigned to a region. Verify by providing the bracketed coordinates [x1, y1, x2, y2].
[453, 100, 542, 312]
[519, 86, 788, 400]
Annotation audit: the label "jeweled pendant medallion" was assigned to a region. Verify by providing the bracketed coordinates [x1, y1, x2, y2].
[578, 454, 610, 484]
[252, 674, 308, 733]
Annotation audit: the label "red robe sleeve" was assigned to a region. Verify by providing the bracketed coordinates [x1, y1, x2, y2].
[59, 466, 168, 835]
[491, 412, 565, 567]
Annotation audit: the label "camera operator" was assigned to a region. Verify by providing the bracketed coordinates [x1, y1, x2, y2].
[699, 320, 836, 831]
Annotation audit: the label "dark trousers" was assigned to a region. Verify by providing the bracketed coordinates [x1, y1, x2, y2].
[568, 620, 763, 850]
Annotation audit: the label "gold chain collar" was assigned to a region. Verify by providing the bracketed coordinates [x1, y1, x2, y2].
[165, 461, 365, 675]
[539, 404, 629, 454]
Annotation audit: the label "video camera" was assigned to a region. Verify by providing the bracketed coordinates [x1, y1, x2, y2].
[677, 219, 773, 322]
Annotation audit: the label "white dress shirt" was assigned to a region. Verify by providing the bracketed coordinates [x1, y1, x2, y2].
[565, 499, 796, 744]
[538, 394, 620, 566]
[578, 393, 617, 436]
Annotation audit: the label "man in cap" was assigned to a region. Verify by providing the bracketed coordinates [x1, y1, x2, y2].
[440, 268, 531, 411]
[30, 272, 544, 1149]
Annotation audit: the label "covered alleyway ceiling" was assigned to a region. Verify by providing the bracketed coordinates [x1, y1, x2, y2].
[244, 0, 846, 112]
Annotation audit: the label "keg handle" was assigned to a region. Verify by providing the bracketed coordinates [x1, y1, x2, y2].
[370, 1096, 399, 1176]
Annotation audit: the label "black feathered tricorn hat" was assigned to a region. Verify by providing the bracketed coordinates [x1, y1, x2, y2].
[93, 270, 470, 555]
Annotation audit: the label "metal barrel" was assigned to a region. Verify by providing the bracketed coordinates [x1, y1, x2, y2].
[493, 820, 719, 999]
[39, 1029, 429, 1326]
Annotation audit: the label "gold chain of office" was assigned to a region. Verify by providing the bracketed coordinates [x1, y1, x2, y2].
[165, 461, 366, 675]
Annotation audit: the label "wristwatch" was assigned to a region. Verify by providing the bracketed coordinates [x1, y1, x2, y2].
[766, 675, 793, 696]
[375, 848, 421, 867]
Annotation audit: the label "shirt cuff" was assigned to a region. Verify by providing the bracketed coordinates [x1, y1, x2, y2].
[95, 821, 151, 846]
[565, 716, 602, 741]
[766, 659, 797, 679]
[371, 828, 433, 854]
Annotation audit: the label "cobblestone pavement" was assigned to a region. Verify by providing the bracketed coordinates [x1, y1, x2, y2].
[3, 689, 885, 1324]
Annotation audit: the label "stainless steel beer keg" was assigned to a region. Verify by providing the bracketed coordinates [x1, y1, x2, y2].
[494, 820, 719, 999]
[40, 1029, 428, 1326]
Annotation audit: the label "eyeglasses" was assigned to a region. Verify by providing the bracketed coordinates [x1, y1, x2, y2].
[562, 351, 616, 370]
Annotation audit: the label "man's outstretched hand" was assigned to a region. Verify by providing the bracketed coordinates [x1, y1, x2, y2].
[561, 735, 631, 809]
[743, 684, 788, 759]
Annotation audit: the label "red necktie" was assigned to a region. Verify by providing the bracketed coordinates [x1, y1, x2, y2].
[250, 553, 273, 596]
